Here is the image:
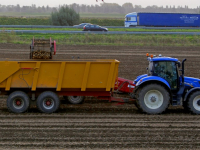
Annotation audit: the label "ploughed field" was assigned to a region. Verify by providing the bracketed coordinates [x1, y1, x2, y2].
[0, 44, 200, 149]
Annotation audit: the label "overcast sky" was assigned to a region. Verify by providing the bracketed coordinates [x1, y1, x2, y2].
[0, 0, 199, 8]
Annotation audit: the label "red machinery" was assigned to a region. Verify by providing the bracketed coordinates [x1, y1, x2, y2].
[115, 77, 135, 93]
[96, 77, 135, 103]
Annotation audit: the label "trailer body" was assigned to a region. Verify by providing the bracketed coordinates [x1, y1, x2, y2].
[0, 59, 119, 93]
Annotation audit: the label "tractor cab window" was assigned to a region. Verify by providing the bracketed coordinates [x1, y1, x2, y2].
[153, 61, 178, 90]
[148, 61, 153, 75]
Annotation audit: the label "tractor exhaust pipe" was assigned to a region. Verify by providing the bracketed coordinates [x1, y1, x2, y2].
[182, 59, 187, 83]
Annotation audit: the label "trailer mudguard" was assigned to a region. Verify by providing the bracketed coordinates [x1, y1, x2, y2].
[184, 87, 200, 101]
[135, 76, 171, 89]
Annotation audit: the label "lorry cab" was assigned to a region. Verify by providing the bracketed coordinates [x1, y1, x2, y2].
[125, 12, 138, 27]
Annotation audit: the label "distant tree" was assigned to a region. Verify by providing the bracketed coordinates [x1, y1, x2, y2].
[0, 3, 200, 15]
[134, 5, 142, 12]
[16, 4, 20, 12]
[122, 3, 133, 13]
[50, 5, 80, 26]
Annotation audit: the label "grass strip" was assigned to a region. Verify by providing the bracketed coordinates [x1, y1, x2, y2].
[0, 31, 200, 47]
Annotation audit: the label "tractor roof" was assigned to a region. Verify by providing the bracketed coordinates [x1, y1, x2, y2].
[149, 57, 178, 62]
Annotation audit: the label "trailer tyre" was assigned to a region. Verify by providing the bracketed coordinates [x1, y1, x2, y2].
[67, 96, 85, 104]
[137, 84, 170, 114]
[188, 91, 200, 114]
[37, 91, 60, 113]
[7, 91, 30, 113]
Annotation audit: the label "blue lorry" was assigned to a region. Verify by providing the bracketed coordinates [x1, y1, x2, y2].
[133, 54, 200, 114]
[125, 12, 200, 27]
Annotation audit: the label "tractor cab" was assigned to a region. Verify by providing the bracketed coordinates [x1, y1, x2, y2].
[147, 54, 180, 91]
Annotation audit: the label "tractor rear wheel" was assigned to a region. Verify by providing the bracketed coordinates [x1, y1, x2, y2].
[37, 91, 60, 113]
[188, 91, 200, 114]
[137, 84, 170, 114]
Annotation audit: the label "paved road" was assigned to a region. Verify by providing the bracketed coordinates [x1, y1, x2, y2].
[3, 30, 200, 35]
[1, 25, 200, 29]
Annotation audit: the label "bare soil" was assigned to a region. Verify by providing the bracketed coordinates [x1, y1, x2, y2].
[0, 43, 199, 149]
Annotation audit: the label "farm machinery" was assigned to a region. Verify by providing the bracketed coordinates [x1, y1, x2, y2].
[132, 53, 200, 114]
[1, 37, 200, 115]
[30, 37, 56, 59]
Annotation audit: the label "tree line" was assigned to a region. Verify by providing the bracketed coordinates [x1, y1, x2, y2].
[0, 3, 199, 14]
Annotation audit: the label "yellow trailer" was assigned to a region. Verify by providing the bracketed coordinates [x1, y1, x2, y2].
[0, 59, 119, 113]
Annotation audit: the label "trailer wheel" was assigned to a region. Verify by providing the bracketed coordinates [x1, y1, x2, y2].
[36, 91, 60, 113]
[67, 96, 85, 104]
[188, 91, 200, 114]
[137, 84, 170, 114]
[7, 91, 30, 113]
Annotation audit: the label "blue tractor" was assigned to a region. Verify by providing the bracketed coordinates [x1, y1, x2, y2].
[133, 54, 200, 114]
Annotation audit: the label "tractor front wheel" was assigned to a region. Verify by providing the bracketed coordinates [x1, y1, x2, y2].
[188, 91, 200, 114]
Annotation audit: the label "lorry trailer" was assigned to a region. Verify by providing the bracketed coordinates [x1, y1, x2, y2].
[125, 12, 200, 27]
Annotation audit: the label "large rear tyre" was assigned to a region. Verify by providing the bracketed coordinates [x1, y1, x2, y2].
[36, 91, 60, 113]
[134, 103, 140, 109]
[187, 91, 200, 114]
[137, 84, 170, 114]
[7, 91, 30, 113]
